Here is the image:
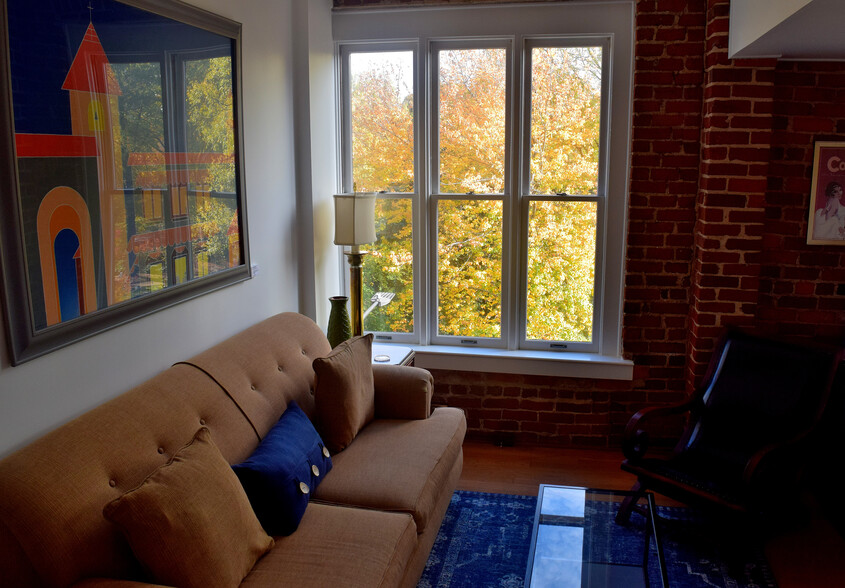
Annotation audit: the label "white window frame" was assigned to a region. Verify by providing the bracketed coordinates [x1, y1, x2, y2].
[428, 38, 513, 350]
[333, 2, 634, 379]
[518, 36, 611, 354]
[336, 41, 422, 346]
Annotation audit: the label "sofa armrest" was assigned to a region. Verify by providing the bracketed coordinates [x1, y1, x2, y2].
[72, 580, 170, 588]
[372, 364, 432, 420]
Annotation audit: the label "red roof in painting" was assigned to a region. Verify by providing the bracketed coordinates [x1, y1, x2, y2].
[62, 23, 121, 95]
[15, 133, 99, 157]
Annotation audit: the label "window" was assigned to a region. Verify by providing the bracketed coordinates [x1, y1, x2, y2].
[148, 261, 164, 292]
[142, 189, 163, 220]
[434, 44, 507, 343]
[341, 47, 416, 334]
[171, 184, 189, 217]
[196, 249, 209, 278]
[172, 250, 188, 284]
[334, 3, 632, 370]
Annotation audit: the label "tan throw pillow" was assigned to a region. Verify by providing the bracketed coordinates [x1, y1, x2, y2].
[313, 333, 375, 452]
[103, 427, 274, 588]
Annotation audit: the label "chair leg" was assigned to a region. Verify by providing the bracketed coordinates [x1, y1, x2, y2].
[616, 480, 647, 524]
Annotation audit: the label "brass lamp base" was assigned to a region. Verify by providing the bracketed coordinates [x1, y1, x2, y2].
[345, 248, 367, 337]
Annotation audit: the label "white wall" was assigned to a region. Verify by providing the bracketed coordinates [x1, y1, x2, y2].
[292, 0, 342, 329]
[308, 1, 343, 330]
[729, 0, 845, 60]
[0, 0, 328, 457]
[729, 0, 811, 56]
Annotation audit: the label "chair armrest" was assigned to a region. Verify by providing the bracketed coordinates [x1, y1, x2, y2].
[621, 399, 697, 460]
[72, 580, 169, 588]
[743, 429, 818, 493]
[372, 364, 433, 420]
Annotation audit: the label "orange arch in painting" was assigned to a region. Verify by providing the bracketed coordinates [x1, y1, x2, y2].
[37, 187, 97, 326]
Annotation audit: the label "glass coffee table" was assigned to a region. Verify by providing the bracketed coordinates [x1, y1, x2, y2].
[525, 485, 668, 588]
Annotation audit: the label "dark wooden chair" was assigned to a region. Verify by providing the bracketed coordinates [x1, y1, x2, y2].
[616, 330, 844, 523]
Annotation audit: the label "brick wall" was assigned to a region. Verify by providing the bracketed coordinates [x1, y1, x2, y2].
[760, 62, 845, 339]
[337, 0, 845, 447]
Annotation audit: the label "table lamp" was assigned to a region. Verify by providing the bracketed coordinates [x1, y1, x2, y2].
[333, 192, 377, 336]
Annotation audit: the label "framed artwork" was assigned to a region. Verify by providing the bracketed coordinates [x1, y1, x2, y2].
[0, 0, 250, 364]
[807, 141, 845, 245]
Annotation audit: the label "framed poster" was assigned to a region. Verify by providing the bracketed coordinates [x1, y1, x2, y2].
[808, 141, 845, 245]
[0, 0, 250, 364]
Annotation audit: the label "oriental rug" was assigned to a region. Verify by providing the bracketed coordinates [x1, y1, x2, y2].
[418, 490, 776, 588]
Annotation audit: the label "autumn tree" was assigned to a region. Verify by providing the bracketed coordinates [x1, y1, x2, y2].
[185, 55, 239, 272]
[185, 56, 236, 193]
[350, 53, 414, 193]
[438, 49, 506, 194]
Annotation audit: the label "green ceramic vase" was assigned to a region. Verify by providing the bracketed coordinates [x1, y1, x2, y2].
[327, 296, 352, 348]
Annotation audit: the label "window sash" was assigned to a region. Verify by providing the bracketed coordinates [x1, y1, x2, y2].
[517, 37, 611, 353]
[519, 194, 603, 353]
[338, 42, 423, 345]
[428, 39, 514, 348]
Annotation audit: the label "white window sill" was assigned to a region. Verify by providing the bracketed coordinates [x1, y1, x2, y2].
[404, 344, 634, 380]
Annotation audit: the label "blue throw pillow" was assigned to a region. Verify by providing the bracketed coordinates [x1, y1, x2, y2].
[232, 401, 333, 536]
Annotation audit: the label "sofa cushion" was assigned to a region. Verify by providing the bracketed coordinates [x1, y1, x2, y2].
[232, 401, 333, 535]
[241, 503, 417, 588]
[313, 406, 466, 534]
[177, 312, 333, 438]
[103, 428, 274, 588]
[312, 333, 375, 453]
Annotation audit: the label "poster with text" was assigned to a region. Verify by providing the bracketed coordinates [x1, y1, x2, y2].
[808, 142, 845, 245]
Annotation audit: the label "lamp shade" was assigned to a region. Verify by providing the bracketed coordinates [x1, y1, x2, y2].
[333, 193, 377, 246]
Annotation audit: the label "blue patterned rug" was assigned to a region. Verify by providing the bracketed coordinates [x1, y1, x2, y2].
[418, 490, 777, 588]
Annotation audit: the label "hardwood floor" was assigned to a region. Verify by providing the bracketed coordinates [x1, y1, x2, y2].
[457, 440, 845, 588]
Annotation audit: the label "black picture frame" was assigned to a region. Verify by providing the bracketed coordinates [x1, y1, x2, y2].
[0, 0, 250, 364]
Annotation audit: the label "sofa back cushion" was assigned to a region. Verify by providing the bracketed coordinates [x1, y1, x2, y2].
[313, 334, 375, 453]
[179, 312, 332, 439]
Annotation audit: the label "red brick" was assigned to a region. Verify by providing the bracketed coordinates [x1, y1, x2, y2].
[727, 177, 767, 193]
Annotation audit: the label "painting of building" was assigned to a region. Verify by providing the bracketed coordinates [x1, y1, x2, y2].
[9, 3, 240, 330]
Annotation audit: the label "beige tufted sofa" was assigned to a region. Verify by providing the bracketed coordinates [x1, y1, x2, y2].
[0, 312, 466, 588]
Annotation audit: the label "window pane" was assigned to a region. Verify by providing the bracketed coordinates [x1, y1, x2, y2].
[113, 62, 165, 192]
[350, 52, 414, 192]
[184, 56, 240, 277]
[438, 48, 506, 194]
[526, 200, 596, 342]
[113, 62, 165, 303]
[437, 199, 502, 337]
[173, 254, 188, 284]
[363, 197, 413, 333]
[530, 46, 602, 195]
[149, 262, 164, 292]
[185, 56, 235, 193]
